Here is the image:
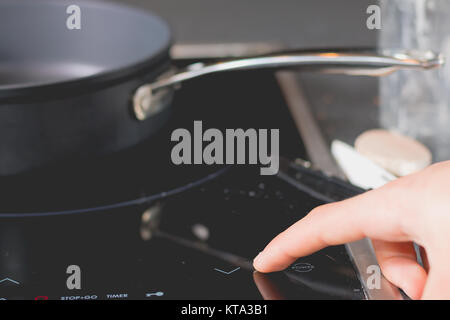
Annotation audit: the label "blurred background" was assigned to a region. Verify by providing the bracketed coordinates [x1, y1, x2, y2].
[108, 0, 377, 47]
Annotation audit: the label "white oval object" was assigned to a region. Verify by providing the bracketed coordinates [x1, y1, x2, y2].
[355, 129, 432, 176]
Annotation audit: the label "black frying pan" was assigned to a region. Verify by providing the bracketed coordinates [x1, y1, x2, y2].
[0, 0, 442, 176]
[0, 0, 172, 175]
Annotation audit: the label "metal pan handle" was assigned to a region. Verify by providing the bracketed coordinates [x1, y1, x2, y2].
[133, 49, 444, 120]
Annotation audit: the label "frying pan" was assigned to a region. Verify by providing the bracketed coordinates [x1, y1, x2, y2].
[0, 0, 443, 176]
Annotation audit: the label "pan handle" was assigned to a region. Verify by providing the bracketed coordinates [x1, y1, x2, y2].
[133, 49, 444, 121]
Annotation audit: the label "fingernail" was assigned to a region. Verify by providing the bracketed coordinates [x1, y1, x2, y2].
[253, 251, 267, 269]
[253, 251, 262, 262]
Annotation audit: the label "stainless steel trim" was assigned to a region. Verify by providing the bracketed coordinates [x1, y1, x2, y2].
[346, 238, 404, 300]
[133, 69, 175, 121]
[133, 85, 173, 121]
[133, 49, 443, 120]
[276, 71, 403, 300]
[153, 49, 443, 91]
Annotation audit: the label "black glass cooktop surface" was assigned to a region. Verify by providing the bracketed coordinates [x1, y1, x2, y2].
[0, 68, 365, 300]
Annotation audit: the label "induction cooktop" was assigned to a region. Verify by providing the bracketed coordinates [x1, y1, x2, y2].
[0, 54, 392, 300]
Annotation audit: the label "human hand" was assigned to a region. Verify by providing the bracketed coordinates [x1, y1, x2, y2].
[253, 161, 450, 299]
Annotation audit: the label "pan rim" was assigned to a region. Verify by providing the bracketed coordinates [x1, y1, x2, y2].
[0, 0, 173, 102]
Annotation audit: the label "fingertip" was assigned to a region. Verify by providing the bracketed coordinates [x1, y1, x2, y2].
[381, 257, 427, 300]
[253, 247, 293, 273]
[401, 264, 427, 300]
[253, 251, 273, 273]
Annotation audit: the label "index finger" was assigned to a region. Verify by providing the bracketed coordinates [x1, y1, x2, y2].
[253, 183, 417, 273]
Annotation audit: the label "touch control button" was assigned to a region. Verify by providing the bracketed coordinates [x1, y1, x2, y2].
[106, 293, 128, 299]
[60, 295, 98, 300]
[213, 267, 240, 275]
[145, 291, 164, 298]
[291, 263, 314, 273]
[0, 277, 20, 286]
